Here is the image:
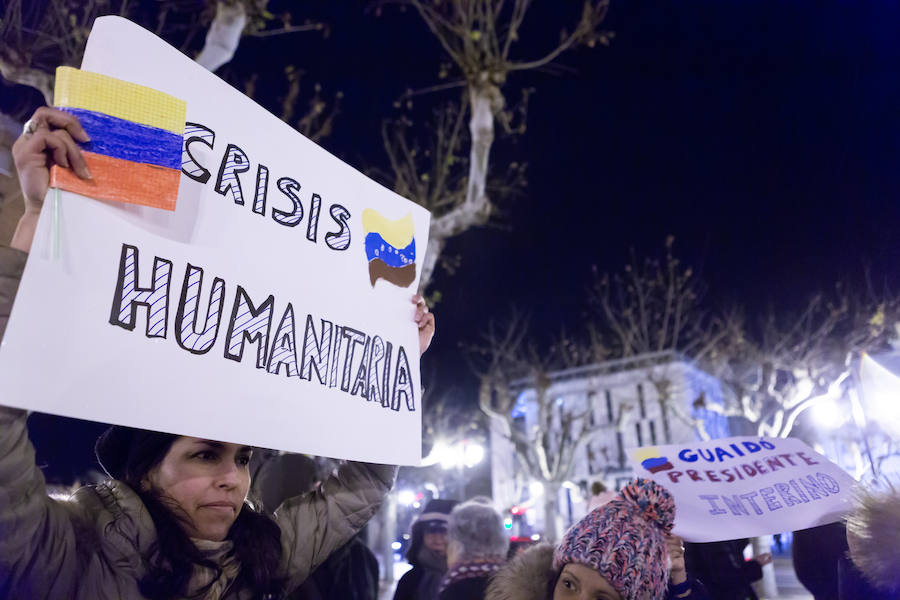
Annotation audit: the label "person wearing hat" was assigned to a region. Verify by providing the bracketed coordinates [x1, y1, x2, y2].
[586, 480, 618, 514]
[0, 106, 437, 600]
[485, 479, 709, 600]
[394, 499, 459, 600]
[438, 497, 509, 600]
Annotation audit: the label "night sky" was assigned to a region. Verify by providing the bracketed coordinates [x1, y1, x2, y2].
[13, 1, 900, 482]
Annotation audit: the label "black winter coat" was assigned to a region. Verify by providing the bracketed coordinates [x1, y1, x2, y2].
[394, 563, 445, 600]
[684, 540, 761, 600]
[439, 577, 491, 600]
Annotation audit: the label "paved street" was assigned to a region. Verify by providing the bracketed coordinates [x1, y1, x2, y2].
[770, 556, 813, 600]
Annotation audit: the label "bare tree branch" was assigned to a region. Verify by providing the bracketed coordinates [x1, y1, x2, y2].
[378, 0, 610, 289]
[248, 23, 323, 38]
[588, 238, 748, 440]
[471, 310, 605, 542]
[0, 53, 54, 104]
[705, 284, 900, 438]
[0, 0, 332, 240]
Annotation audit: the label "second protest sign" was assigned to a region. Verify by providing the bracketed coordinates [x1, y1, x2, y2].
[627, 436, 857, 542]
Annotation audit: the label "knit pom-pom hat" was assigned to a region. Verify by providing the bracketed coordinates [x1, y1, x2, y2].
[553, 478, 676, 600]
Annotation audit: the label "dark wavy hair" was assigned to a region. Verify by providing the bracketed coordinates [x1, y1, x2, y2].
[101, 428, 286, 599]
[404, 520, 427, 566]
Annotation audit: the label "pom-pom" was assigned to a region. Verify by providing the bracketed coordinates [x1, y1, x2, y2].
[620, 478, 675, 533]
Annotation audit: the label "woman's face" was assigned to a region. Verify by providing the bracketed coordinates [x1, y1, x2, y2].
[145, 437, 252, 541]
[423, 523, 448, 556]
[553, 563, 623, 600]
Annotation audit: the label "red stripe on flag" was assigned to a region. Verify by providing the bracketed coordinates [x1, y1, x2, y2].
[50, 151, 180, 211]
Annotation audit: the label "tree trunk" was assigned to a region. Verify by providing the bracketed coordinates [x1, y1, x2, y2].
[419, 85, 497, 290]
[463, 85, 494, 224]
[419, 236, 445, 293]
[374, 493, 398, 590]
[0, 50, 54, 105]
[194, 1, 248, 72]
[542, 480, 563, 544]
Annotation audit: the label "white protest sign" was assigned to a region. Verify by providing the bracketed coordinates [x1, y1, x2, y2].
[0, 17, 430, 465]
[627, 436, 857, 542]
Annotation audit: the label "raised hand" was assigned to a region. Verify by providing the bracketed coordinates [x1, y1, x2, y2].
[754, 552, 773, 567]
[11, 107, 91, 252]
[666, 534, 687, 585]
[413, 294, 435, 356]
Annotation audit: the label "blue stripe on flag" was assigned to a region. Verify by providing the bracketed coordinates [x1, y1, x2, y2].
[59, 107, 182, 170]
[364, 232, 416, 266]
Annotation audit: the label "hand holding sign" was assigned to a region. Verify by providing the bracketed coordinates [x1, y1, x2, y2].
[413, 294, 435, 356]
[665, 534, 687, 586]
[11, 107, 92, 252]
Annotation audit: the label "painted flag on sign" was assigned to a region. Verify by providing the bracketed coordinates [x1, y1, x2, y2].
[50, 66, 186, 211]
[362, 209, 417, 287]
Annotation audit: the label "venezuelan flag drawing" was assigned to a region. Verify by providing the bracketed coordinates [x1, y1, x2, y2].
[634, 447, 674, 474]
[50, 67, 186, 211]
[362, 209, 416, 287]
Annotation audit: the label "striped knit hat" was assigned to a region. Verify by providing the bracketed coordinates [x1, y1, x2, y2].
[553, 478, 675, 600]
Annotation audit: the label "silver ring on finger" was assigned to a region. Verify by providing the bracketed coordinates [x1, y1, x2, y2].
[22, 118, 39, 138]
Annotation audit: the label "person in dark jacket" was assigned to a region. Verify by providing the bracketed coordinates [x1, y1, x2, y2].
[439, 497, 508, 600]
[393, 499, 458, 600]
[485, 479, 709, 600]
[293, 533, 380, 600]
[793, 523, 846, 600]
[684, 539, 770, 600]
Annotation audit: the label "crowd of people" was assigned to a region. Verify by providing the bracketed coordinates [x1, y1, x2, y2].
[2, 108, 900, 600]
[393, 481, 711, 600]
[388, 481, 900, 600]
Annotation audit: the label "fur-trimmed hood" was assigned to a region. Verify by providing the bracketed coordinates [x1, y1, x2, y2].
[485, 543, 555, 600]
[846, 483, 900, 594]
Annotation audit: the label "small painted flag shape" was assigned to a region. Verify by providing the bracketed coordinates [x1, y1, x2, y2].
[50, 67, 186, 211]
[640, 456, 674, 473]
[634, 447, 675, 473]
[362, 209, 416, 288]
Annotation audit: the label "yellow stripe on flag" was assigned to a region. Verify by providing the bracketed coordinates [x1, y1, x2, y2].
[361, 209, 415, 248]
[54, 67, 185, 134]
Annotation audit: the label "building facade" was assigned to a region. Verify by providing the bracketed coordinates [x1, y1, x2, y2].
[489, 351, 730, 537]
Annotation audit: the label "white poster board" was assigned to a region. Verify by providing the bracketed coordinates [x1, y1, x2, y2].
[627, 436, 857, 542]
[0, 17, 430, 465]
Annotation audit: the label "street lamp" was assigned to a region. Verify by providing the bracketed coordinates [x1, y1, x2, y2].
[808, 397, 847, 430]
[423, 438, 485, 498]
[397, 489, 416, 506]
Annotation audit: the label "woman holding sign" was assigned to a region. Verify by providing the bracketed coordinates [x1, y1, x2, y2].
[0, 107, 436, 599]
